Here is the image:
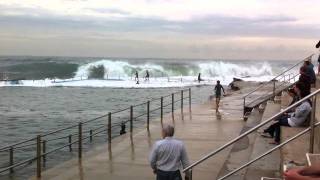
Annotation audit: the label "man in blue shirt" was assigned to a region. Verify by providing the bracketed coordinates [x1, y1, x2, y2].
[149, 124, 190, 180]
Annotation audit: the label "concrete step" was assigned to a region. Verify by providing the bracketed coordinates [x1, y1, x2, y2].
[244, 100, 282, 179]
[217, 107, 264, 180]
[280, 87, 310, 174]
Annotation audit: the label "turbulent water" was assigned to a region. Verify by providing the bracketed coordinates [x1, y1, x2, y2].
[0, 56, 299, 88]
[0, 56, 299, 179]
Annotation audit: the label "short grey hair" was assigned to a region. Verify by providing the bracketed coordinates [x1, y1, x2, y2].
[162, 124, 175, 137]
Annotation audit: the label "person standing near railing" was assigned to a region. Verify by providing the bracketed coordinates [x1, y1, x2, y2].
[299, 66, 312, 94]
[149, 124, 190, 180]
[303, 59, 316, 86]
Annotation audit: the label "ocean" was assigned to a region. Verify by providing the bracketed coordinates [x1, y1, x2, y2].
[0, 56, 300, 179]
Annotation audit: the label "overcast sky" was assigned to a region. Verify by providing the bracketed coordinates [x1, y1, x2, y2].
[0, 0, 319, 60]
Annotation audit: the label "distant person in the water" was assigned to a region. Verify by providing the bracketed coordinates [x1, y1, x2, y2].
[135, 71, 139, 84]
[214, 80, 225, 112]
[197, 73, 203, 83]
[120, 121, 126, 135]
[316, 40, 320, 75]
[145, 70, 150, 81]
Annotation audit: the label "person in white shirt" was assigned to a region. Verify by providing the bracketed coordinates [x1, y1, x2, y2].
[261, 82, 312, 144]
[149, 124, 190, 180]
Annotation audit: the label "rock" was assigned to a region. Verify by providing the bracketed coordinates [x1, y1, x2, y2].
[233, 77, 243, 82]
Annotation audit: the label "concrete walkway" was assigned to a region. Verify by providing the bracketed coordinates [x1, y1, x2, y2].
[31, 89, 247, 180]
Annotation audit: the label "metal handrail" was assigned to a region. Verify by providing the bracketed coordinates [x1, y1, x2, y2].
[246, 73, 299, 107]
[218, 122, 320, 180]
[0, 137, 37, 152]
[243, 54, 313, 99]
[0, 88, 191, 177]
[183, 88, 320, 173]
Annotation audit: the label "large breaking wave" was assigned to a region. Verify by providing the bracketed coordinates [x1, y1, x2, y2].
[74, 60, 273, 79]
[0, 57, 291, 88]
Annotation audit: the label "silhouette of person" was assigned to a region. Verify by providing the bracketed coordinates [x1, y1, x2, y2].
[135, 71, 139, 84]
[145, 70, 150, 81]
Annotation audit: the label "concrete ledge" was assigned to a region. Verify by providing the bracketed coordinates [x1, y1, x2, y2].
[306, 153, 320, 165]
[280, 126, 309, 171]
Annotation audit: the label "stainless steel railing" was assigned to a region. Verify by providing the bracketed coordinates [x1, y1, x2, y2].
[243, 54, 314, 115]
[183, 88, 320, 180]
[0, 88, 192, 178]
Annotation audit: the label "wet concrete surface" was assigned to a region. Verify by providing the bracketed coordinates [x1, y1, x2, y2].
[30, 88, 249, 180]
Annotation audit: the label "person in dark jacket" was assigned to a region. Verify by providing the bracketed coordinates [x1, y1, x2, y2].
[298, 66, 311, 94]
[303, 60, 316, 84]
[214, 80, 225, 112]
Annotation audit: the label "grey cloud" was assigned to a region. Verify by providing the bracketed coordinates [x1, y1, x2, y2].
[86, 8, 132, 15]
[0, 7, 317, 39]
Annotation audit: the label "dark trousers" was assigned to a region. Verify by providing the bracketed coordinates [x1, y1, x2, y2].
[156, 170, 182, 180]
[264, 114, 291, 143]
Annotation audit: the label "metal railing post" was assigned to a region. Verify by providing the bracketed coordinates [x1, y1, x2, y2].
[108, 112, 112, 143]
[130, 106, 133, 133]
[36, 135, 41, 178]
[68, 135, 72, 152]
[172, 93, 174, 120]
[89, 130, 93, 142]
[147, 101, 150, 131]
[161, 97, 163, 125]
[181, 90, 184, 116]
[273, 80, 276, 98]
[309, 96, 317, 153]
[107, 112, 111, 144]
[189, 88, 191, 113]
[9, 147, 13, 173]
[243, 98, 246, 115]
[42, 140, 46, 165]
[78, 122, 82, 159]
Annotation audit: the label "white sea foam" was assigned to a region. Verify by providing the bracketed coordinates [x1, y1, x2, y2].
[0, 75, 275, 88]
[0, 60, 277, 88]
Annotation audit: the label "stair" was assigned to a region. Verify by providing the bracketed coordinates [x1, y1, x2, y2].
[244, 100, 282, 179]
[217, 107, 264, 179]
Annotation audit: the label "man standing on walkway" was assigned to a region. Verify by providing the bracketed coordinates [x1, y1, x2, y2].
[214, 80, 225, 112]
[149, 124, 190, 180]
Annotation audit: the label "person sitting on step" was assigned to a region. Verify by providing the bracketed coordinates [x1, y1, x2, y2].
[260, 82, 311, 145]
